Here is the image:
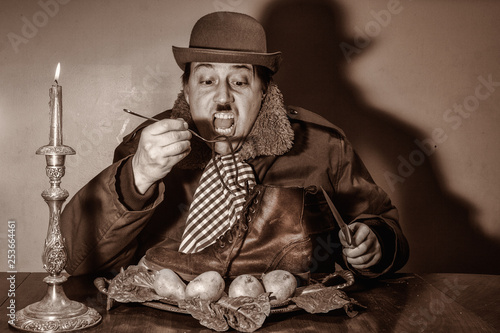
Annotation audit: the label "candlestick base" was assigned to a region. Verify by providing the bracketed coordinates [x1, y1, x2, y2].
[9, 275, 101, 332]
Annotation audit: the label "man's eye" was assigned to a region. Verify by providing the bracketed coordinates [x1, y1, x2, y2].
[233, 81, 247, 86]
[201, 80, 213, 85]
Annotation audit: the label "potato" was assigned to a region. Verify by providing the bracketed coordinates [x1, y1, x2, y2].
[262, 270, 297, 304]
[228, 274, 265, 298]
[153, 268, 186, 301]
[185, 271, 225, 302]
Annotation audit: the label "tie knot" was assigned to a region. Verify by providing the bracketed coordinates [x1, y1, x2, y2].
[220, 153, 240, 163]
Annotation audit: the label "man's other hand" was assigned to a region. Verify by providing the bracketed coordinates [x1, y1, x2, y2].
[339, 222, 382, 270]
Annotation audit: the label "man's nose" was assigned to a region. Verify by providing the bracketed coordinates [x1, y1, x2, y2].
[213, 81, 234, 104]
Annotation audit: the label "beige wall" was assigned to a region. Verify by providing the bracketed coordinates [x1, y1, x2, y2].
[1, 0, 499, 274]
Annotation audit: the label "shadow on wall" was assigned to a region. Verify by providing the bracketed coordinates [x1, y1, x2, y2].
[260, 0, 500, 274]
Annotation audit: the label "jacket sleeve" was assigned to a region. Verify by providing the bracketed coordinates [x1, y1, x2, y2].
[60, 113, 174, 276]
[60, 156, 165, 276]
[333, 136, 409, 278]
[61, 110, 178, 276]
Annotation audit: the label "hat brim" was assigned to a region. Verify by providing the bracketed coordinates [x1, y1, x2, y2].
[172, 46, 282, 73]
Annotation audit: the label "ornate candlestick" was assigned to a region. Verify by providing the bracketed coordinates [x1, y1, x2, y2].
[10, 64, 101, 332]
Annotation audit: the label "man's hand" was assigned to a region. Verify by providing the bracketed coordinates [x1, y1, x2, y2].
[132, 119, 191, 194]
[339, 222, 382, 269]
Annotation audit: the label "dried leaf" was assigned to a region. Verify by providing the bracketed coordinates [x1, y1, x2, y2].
[217, 293, 271, 332]
[106, 265, 162, 303]
[179, 293, 271, 332]
[179, 298, 229, 332]
[292, 286, 365, 315]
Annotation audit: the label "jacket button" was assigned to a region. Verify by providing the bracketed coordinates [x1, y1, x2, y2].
[289, 109, 298, 115]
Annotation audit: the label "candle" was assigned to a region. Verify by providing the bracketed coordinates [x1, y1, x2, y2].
[49, 63, 62, 146]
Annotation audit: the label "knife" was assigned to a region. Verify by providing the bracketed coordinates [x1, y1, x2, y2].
[320, 187, 353, 246]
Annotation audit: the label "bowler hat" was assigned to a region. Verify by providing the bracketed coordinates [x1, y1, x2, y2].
[172, 12, 282, 73]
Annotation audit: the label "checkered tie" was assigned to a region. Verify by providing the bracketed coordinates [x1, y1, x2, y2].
[179, 154, 256, 253]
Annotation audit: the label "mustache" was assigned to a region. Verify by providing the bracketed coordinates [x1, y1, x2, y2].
[216, 104, 232, 111]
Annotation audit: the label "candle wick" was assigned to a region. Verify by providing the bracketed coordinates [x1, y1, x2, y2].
[55, 80, 59, 85]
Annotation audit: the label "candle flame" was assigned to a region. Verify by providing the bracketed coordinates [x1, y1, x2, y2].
[54, 62, 60, 82]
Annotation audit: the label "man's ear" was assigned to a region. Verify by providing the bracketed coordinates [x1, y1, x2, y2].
[183, 85, 190, 105]
[261, 87, 267, 102]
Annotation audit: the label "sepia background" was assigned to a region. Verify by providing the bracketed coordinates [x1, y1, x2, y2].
[1, 0, 499, 274]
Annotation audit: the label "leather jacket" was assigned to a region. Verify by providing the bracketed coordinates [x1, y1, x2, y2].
[61, 91, 409, 278]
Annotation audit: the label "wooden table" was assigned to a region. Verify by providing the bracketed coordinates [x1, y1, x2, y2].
[2, 272, 499, 332]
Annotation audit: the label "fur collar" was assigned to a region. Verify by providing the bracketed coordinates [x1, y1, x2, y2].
[171, 83, 294, 169]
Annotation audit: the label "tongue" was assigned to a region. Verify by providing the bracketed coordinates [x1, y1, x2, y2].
[214, 118, 234, 129]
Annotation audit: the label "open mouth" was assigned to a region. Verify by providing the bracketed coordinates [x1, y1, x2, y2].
[213, 112, 235, 135]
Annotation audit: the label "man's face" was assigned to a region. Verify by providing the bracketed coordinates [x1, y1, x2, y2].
[184, 62, 264, 155]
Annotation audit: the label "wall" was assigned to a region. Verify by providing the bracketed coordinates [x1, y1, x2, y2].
[1, 0, 499, 274]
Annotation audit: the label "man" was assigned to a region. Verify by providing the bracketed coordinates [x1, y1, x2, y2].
[61, 12, 408, 281]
